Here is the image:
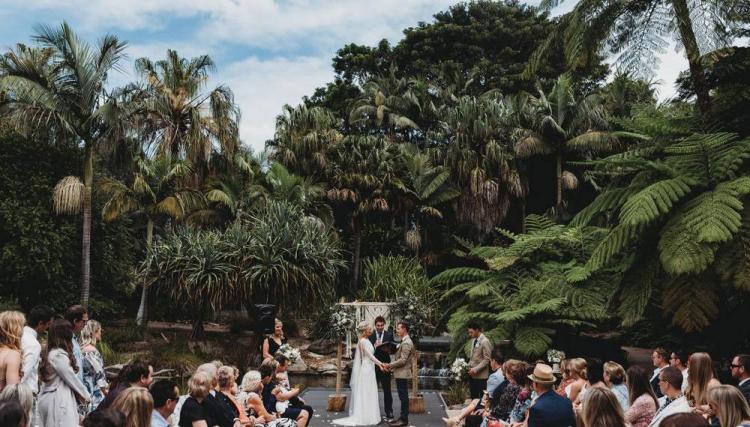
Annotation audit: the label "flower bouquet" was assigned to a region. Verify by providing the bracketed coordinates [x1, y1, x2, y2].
[546, 349, 565, 373]
[277, 344, 301, 364]
[450, 358, 470, 382]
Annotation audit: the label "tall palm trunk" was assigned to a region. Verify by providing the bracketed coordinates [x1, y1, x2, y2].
[670, 0, 712, 125]
[80, 144, 93, 307]
[136, 218, 154, 327]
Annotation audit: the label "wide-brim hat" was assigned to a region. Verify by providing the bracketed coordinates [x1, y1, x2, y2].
[528, 363, 556, 384]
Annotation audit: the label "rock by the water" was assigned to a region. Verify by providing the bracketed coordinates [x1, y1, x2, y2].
[315, 362, 338, 374]
[288, 357, 308, 373]
[307, 339, 339, 355]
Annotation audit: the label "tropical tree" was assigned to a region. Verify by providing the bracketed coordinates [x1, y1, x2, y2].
[511, 75, 620, 216]
[264, 162, 333, 226]
[349, 71, 420, 140]
[134, 49, 240, 185]
[99, 156, 201, 325]
[533, 0, 742, 123]
[0, 23, 127, 307]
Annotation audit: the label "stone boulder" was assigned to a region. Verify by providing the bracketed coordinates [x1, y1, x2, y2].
[287, 357, 308, 373]
[307, 338, 339, 356]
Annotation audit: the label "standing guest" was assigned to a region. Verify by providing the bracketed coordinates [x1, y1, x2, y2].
[685, 352, 721, 413]
[65, 305, 89, 383]
[369, 315, 394, 420]
[604, 361, 630, 412]
[466, 321, 492, 400]
[730, 354, 750, 404]
[624, 366, 658, 427]
[651, 348, 671, 399]
[111, 387, 153, 427]
[98, 359, 153, 410]
[526, 364, 576, 427]
[81, 320, 108, 412]
[260, 363, 308, 427]
[38, 319, 90, 427]
[670, 350, 689, 392]
[215, 366, 251, 426]
[565, 358, 589, 403]
[82, 408, 127, 427]
[0, 383, 34, 424]
[556, 359, 573, 397]
[262, 319, 287, 362]
[0, 311, 25, 391]
[707, 385, 750, 427]
[648, 366, 690, 427]
[149, 380, 179, 427]
[21, 306, 53, 394]
[0, 399, 27, 427]
[580, 386, 627, 427]
[179, 371, 213, 427]
[659, 413, 709, 427]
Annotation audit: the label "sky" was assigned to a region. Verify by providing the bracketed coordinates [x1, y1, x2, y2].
[0, 0, 689, 152]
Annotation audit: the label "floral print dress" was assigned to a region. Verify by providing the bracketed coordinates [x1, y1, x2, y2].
[82, 348, 107, 412]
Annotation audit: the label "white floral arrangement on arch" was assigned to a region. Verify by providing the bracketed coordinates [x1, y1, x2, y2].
[276, 344, 301, 364]
[329, 306, 355, 338]
[546, 349, 565, 364]
[450, 358, 470, 382]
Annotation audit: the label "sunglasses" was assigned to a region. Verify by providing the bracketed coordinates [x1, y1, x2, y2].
[730, 364, 742, 369]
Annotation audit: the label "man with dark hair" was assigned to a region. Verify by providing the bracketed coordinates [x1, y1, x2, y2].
[66, 305, 89, 382]
[731, 354, 750, 403]
[149, 380, 179, 427]
[384, 320, 413, 427]
[260, 361, 310, 427]
[649, 366, 690, 426]
[669, 350, 689, 392]
[487, 348, 506, 395]
[98, 359, 153, 410]
[21, 305, 54, 394]
[82, 408, 126, 427]
[369, 315, 395, 419]
[274, 354, 314, 420]
[650, 347, 670, 398]
[467, 322, 492, 399]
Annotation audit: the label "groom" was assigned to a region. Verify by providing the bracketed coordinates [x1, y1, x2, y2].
[383, 320, 414, 427]
[369, 315, 395, 420]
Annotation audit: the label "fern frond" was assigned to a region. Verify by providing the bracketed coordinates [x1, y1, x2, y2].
[513, 327, 554, 357]
[618, 176, 695, 226]
[662, 275, 719, 332]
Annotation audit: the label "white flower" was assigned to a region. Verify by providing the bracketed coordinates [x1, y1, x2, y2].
[450, 358, 470, 382]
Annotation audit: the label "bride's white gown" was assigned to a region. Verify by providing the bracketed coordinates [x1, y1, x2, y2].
[333, 338, 382, 425]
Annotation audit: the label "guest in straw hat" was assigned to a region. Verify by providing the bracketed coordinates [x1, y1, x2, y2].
[526, 364, 576, 427]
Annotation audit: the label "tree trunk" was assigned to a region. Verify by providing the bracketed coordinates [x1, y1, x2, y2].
[351, 217, 362, 293]
[335, 341, 343, 396]
[670, 0, 712, 125]
[80, 144, 93, 307]
[555, 153, 563, 211]
[136, 218, 154, 327]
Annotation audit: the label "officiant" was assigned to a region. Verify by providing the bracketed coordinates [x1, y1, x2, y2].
[369, 315, 395, 420]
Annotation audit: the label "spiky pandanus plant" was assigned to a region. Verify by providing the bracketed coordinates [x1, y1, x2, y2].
[0, 23, 128, 307]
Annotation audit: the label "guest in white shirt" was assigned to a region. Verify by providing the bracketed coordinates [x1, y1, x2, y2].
[648, 366, 690, 427]
[149, 379, 179, 427]
[669, 350, 689, 393]
[21, 306, 54, 394]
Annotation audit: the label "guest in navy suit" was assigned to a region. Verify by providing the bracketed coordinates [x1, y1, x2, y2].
[650, 348, 670, 399]
[527, 363, 576, 427]
[731, 354, 750, 404]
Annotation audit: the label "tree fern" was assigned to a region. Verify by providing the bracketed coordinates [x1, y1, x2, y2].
[662, 275, 719, 332]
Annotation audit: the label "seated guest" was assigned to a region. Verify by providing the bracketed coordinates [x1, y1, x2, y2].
[580, 386, 626, 427]
[82, 408, 127, 427]
[238, 370, 288, 426]
[556, 359, 572, 397]
[442, 350, 508, 427]
[685, 352, 721, 415]
[565, 358, 589, 403]
[730, 354, 750, 404]
[650, 348, 670, 399]
[215, 366, 252, 426]
[508, 364, 535, 424]
[488, 360, 526, 422]
[273, 354, 313, 418]
[179, 372, 213, 427]
[526, 363, 576, 427]
[99, 359, 154, 410]
[111, 387, 154, 427]
[260, 363, 309, 427]
[669, 350, 689, 392]
[624, 366, 658, 427]
[149, 379, 180, 427]
[707, 384, 750, 427]
[194, 363, 240, 427]
[604, 361, 629, 412]
[487, 348, 506, 395]
[0, 400, 27, 427]
[0, 383, 33, 423]
[659, 413, 709, 427]
[648, 366, 690, 427]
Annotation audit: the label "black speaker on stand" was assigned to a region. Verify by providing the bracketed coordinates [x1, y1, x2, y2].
[253, 304, 277, 335]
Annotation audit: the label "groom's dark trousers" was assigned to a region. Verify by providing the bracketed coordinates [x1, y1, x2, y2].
[369, 330, 395, 417]
[396, 378, 409, 422]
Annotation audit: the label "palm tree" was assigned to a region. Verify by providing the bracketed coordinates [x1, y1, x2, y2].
[512, 75, 618, 215]
[0, 23, 127, 307]
[533, 0, 741, 123]
[265, 162, 333, 226]
[135, 49, 240, 185]
[99, 156, 201, 326]
[349, 71, 421, 140]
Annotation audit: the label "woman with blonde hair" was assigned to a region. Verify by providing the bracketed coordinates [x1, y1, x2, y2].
[237, 370, 293, 426]
[707, 385, 750, 427]
[566, 358, 589, 403]
[0, 311, 25, 391]
[179, 371, 212, 427]
[580, 385, 627, 427]
[0, 383, 34, 424]
[81, 320, 108, 412]
[556, 359, 573, 396]
[262, 319, 287, 361]
[111, 387, 153, 427]
[603, 361, 629, 412]
[685, 352, 721, 411]
[216, 365, 251, 425]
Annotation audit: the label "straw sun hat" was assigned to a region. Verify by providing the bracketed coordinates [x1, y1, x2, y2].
[528, 363, 556, 384]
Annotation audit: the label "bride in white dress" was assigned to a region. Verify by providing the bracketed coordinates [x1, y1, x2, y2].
[333, 321, 385, 426]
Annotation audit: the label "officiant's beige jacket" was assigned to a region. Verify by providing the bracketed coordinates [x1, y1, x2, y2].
[390, 335, 415, 379]
[469, 333, 492, 379]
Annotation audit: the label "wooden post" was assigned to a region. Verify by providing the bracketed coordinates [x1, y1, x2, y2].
[409, 350, 426, 413]
[327, 340, 347, 412]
